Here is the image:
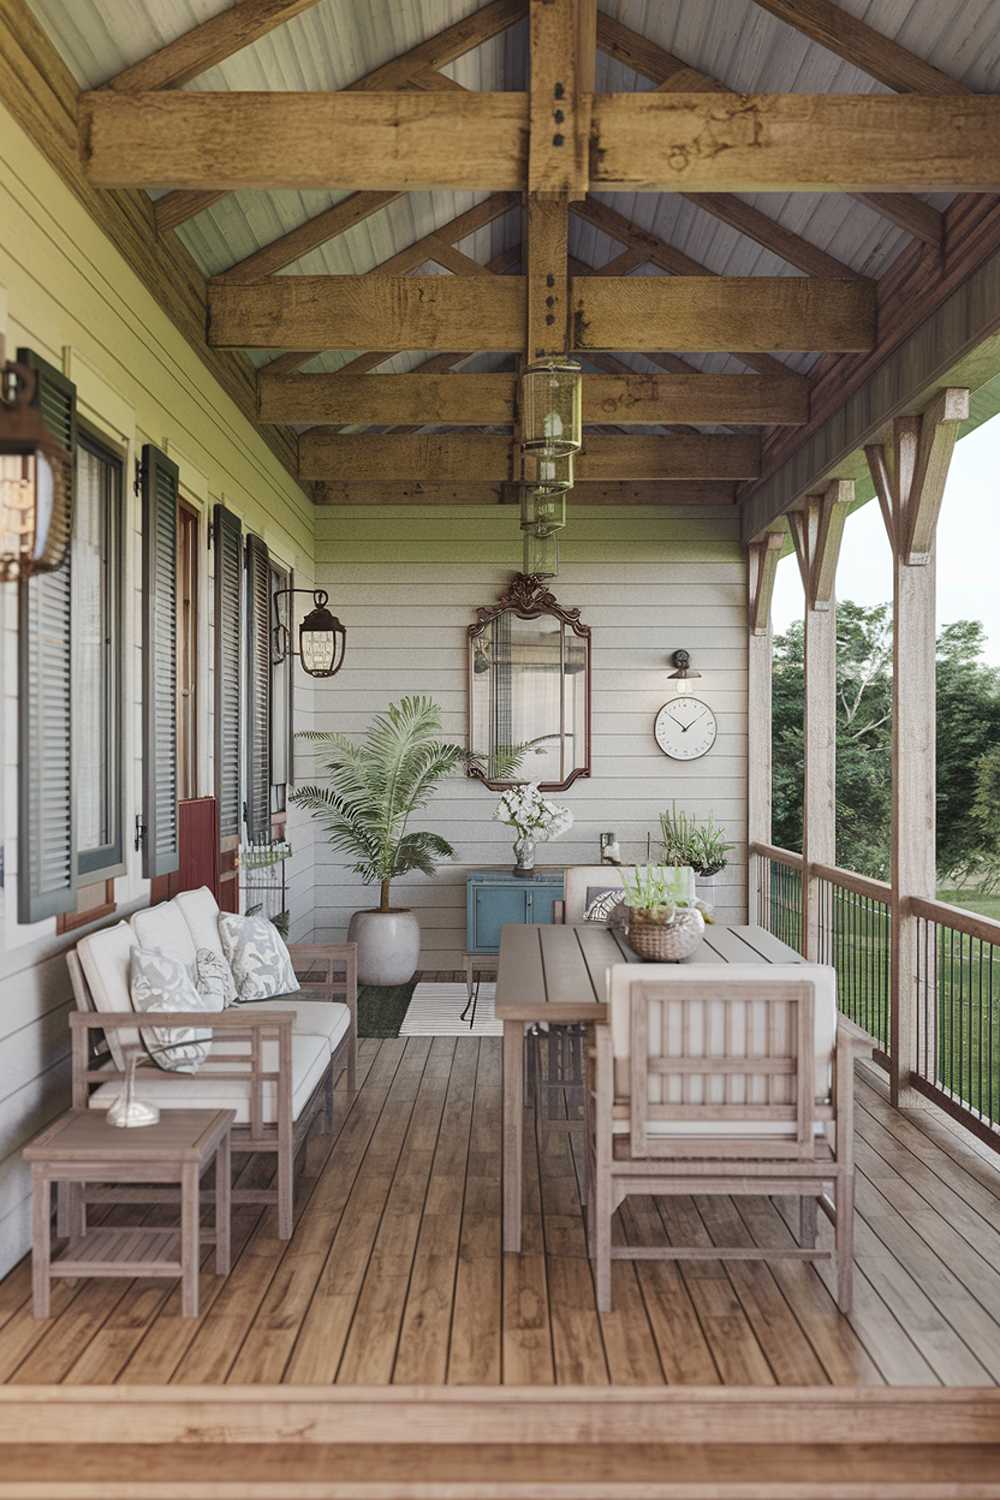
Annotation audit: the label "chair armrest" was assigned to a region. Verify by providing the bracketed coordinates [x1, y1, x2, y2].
[552, 899, 565, 924]
[288, 942, 358, 1024]
[69, 1009, 295, 1033]
[837, 1016, 875, 1054]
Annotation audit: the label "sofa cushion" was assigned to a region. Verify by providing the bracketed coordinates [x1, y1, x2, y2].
[609, 962, 837, 1136]
[130, 947, 215, 1072]
[237, 998, 351, 1055]
[219, 912, 300, 1002]
[175, 887, 225, 960]
[76, 920, 140, 1068]
[131, 901, 198, 970]
[195, 947, 238, 1008]
[88, 1030, 329, 1127]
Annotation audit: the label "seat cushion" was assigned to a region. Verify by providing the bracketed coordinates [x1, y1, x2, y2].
[76, 920, 139, 1068]
[236, 998, 351, 1055]
[88, 1031, 329, 1127]
[608, 962, 837, 1137]
[131, 901, 198, 970]
[175, 887, 225, 961]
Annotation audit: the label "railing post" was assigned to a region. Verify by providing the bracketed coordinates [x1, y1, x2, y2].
[789, 484, 853, 960]
[865, 390, 969, 1105]
[746, 534, 782, 925]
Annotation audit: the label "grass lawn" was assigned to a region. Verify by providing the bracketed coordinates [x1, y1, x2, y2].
[937, 888, 1000, 922]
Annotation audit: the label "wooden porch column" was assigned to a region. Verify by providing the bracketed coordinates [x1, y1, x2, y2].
[746, 531, 784, 922]
[790, 482, 853, 959]
[865, 389, 969, 1105]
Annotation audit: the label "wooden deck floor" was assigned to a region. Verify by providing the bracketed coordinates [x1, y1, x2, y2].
[2, 1036, 1000, 1386]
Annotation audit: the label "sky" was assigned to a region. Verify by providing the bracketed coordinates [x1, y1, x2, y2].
[771, 414, 1000, 663]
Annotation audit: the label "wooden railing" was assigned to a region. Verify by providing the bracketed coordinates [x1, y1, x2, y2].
[910, 896, 1000, 1148]
[750, 845, 1000, 1150]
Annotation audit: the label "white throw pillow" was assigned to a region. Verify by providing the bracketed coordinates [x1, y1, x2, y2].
[196, 946, 237, 1008]
[129, 947, 215, 1073]
[218, 913, 300, 1003]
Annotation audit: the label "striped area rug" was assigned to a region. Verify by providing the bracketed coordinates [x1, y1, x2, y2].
[399, 981, 502, 1037]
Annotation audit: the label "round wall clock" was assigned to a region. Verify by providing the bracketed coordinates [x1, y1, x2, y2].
[653, 697, 718, 761]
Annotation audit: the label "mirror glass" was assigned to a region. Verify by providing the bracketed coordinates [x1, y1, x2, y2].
[468, 577, 591, 790]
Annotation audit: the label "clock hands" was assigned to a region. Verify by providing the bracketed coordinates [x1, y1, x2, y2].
[679, 706, 709, 732]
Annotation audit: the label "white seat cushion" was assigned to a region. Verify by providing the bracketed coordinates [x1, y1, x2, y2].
[76, 920, 140, 1068]
[175, 887, 225, 961]
[131, 901, 198, 970]
[237, 998, 351, 1056]
[609, 962, 837, 1140]
[88, 1031, 329, 1127]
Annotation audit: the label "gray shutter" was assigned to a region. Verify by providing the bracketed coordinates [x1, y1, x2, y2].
[286, 565, 295, 788]
[141, 444, 180, 878]
[245, 532, 271, 842]
[213, 503, 242, 843]
[16, 349, 76, 923]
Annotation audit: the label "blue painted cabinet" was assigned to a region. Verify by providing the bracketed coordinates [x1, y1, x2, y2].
[466, 869, 565, 954]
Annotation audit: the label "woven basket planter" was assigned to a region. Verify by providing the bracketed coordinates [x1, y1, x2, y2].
[626, 907, 705, 963]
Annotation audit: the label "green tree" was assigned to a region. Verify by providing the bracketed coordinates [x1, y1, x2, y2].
[771, 605, 1000, 882]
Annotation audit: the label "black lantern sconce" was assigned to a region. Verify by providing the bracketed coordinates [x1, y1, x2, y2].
[0, 360, 72, 583]
[272, 587, 347, 678]
[667, 648, 702, 696]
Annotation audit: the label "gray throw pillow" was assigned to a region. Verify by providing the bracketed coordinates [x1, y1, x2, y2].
[129, 947, 213, 1073]
[196, 946, 237, 1008]
[218, 912, 300, 1003]
[583, 886, 627, 931]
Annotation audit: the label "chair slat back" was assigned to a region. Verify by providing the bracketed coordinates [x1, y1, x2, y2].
[616, 971, 817, 1161]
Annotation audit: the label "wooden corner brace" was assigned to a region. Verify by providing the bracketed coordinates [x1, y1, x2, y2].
[863, 388, 970, 565]
[748, 531, 785, 636]
[789, 479, 855, 610]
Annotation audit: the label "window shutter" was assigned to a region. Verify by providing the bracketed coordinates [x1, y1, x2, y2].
[286, 566, 295, 788]
[16, 349, 77, 924]
[213, 503, 242, 843]
[141, 444, 180, 879]
[245, 532, 271, 843]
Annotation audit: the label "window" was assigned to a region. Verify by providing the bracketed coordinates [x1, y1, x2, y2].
[270, 562, 291, 815]
[75, 430, 124, 877]
[177, 502, 199, 801]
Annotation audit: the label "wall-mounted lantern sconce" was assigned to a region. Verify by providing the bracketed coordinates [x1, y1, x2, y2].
[667, 648, 701, 695]
[272, 587, 347, 678]
[0, 360, 71, 582]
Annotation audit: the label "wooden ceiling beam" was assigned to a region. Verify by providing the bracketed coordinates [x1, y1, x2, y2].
[750, 0, 969, 96]
[596, 12, 943, 246]
[148, 0, 526, 230]
[529, 0, 594, 200]
[210, 272, 874, 353]
[216, 191, 403, 283]
[81, 91, 1000, 195]
[259, 369, 808, 426]
[300, 431, 761, 482]
[314, 480, 739, 506]
[106, 0, 328, 92]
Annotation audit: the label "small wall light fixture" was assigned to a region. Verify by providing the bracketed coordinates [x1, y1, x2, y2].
[668, 648, 701, 695]
[0, 360, 72, 582]
[272, 587, 347, 678]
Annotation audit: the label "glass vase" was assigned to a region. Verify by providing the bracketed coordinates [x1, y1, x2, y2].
[512, 834, 536, 876]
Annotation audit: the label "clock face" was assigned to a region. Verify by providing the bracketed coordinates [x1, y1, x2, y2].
[653, 697, 718, 761]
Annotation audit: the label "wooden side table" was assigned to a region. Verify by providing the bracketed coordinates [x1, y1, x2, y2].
[24, 1108, 235, 1320]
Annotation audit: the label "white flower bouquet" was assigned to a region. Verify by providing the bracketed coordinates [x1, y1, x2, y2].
[493, 783, 573, 842]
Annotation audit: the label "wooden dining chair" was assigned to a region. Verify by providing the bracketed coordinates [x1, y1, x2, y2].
[587, 963, 858, 1314]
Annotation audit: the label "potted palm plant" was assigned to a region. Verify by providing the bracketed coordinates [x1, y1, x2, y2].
[291, 697, 464, 986]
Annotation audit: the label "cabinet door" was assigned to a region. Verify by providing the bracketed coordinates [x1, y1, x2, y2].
[527, 885, 562, 927]
[472, 883, 528, 952]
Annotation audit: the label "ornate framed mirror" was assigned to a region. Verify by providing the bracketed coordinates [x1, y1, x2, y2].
[467, 574, 591, 791]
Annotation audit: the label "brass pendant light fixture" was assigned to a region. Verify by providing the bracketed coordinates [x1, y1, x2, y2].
[0, 360, 72, 582]
[520, 359, 583, 458]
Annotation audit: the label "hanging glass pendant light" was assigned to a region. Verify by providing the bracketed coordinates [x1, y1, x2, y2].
[529, 450, 574, 492]
[519, 485, 567, 537]
[523, 525, 559, 578]
[0, 361, 72, 582]
[521, 359, 582, 458]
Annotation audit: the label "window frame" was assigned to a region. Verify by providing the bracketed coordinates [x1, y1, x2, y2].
[74, 422, 126, 882]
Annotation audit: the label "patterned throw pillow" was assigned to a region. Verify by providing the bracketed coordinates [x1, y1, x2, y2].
[218, 913, 300, 1003]
[129, 947, 213, 1073]
[195, 947, 238, 1008]
[583, 886, 627, 932]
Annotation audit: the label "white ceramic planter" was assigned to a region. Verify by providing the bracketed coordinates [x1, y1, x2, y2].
[348, 909, 421, 987]
[695, 868, 724, 905]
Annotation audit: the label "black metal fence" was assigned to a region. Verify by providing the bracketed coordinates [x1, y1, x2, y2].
[914, 901, 1000, 1137]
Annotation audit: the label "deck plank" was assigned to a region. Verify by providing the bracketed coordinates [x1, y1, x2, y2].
[2, 1041, 998, 1390]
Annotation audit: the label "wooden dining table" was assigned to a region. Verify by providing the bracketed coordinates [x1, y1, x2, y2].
[494, 920, 804, 1253]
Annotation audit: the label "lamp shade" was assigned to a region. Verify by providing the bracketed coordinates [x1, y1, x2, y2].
[299, 591, 347, 677]
[0, 361, 71, 582]
[523, 526, 559, 578]
[521, 360, 582, 457]
[519, 486, 567, 536]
